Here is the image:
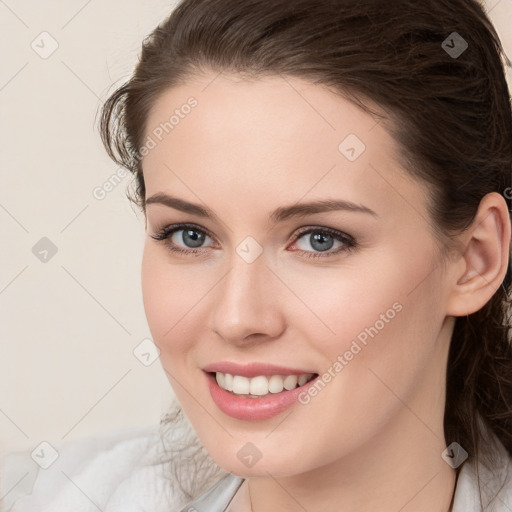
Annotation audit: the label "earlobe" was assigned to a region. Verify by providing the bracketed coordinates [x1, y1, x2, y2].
[446, 192, 511, 317]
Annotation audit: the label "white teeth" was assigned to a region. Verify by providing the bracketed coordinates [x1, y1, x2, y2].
[215, 372, 225, 388]
[224, 373, 234, 391]
[249, 375, 269, 396]
[283, 375, 298, 390]
[214, 372, 315, 396]
[232, 375, 250, 394]
[268, 375, 284, 393]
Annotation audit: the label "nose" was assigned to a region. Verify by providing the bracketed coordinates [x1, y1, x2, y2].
[209, 253, 286, 345]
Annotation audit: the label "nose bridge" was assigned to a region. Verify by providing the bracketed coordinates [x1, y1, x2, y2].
[210, 249, 284, 342]
[226, 250, 267, 301]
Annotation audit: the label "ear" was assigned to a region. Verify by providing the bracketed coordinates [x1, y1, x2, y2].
[445, 192, 511, 317]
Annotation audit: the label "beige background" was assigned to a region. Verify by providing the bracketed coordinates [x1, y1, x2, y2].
[0, 0, 511, 455]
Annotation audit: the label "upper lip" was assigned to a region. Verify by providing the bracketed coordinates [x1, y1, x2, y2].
[202, 361, 317, 378]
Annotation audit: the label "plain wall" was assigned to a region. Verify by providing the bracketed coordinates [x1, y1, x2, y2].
[0, 0, 511, 455]
[0, 0, 181, 455]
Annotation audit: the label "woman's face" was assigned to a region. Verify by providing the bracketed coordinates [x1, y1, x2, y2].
[140, 73, 454, 477]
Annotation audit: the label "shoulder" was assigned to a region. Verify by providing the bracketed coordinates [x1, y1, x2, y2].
[0, 424, 191, 512]
[453, 434, 512, 512]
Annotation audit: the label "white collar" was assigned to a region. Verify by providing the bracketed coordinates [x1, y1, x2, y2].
[452, 435, 512, 512]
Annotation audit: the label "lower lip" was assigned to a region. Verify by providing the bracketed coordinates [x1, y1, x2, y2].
[205, 371, 319, 421]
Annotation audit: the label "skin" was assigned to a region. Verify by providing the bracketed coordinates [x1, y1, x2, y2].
[140, 72, 511, 512]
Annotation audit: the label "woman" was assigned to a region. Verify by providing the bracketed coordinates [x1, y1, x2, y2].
[3, 0, 510, 511]
[98, 0, 512, 510]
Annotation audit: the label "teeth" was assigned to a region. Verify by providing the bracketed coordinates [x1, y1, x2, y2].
[233, 375, 250, 394]
[298, 374, 309, 386]
[214, 372, 315, 396]
[268, 375, 284, 393]
[215, 372, 225, 388]
[250, 375, 269, 396]
[283, 375, 298, 390]
[224, 373, 233, 391]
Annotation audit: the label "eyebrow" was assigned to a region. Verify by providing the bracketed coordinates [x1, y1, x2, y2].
[145, 192, 378, 224]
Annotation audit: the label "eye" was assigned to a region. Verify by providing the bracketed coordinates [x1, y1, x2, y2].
[290, 227, 357, 259]
[150, 223, 215, 255]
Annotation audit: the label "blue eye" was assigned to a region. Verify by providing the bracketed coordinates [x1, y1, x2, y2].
[172, 227, 208, 248]
[291, 227, 357, 259]
[150, 223, 357, 259]
[150, 224, 214, 255]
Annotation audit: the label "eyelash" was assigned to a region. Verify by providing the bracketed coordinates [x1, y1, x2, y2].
[149, 223, 357, 259]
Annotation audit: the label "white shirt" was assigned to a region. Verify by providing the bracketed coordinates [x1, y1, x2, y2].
[2, 424, 511, 511]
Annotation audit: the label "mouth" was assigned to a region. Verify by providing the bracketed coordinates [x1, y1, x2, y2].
[208, 371, 318, 398]
[204, 369, 321, 420]
[202, 361, 321, 420]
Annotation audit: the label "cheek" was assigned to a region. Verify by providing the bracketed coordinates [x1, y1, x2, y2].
[140, 245, 204, 361]
[314, 250, 442, 394]
[285, 244, 444, 396]
[279, 245, 436, 348]
[268, 251, 445, 465]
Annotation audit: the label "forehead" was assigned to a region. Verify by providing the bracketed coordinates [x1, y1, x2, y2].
[143, 73, 384, 159]
[141, 72, 428, 222]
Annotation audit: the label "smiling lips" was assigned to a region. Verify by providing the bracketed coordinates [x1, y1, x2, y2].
[202, 361, 320, 420]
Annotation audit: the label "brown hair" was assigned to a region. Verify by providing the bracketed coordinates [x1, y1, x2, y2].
[99, 0, 512, 503]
